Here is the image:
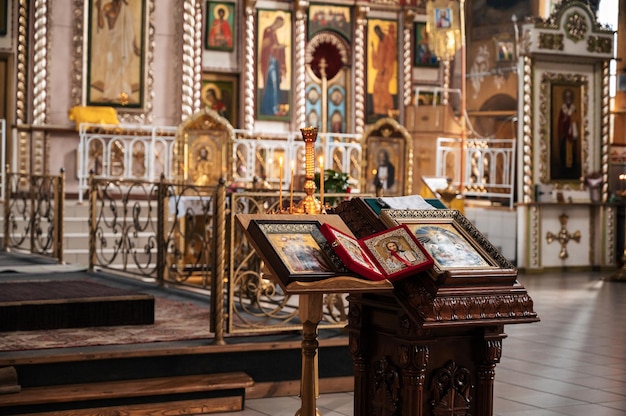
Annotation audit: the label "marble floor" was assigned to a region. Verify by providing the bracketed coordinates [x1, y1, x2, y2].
[211, 270, 626, 416]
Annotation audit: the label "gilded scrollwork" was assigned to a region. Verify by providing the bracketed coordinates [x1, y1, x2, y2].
[587, 36, 613, 54]
[538, 33, 564, 50]
[564, 11, 587, 42]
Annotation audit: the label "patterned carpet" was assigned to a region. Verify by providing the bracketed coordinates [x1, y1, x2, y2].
[0, 296, 212, 351]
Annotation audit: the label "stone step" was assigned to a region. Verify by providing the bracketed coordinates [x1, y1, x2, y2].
[0, 372, 254, 415]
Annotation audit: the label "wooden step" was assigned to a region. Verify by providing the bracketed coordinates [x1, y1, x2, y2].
[0, 372, 254, 415]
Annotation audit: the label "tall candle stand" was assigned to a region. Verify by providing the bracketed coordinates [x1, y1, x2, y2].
[294, 126, 323, 215]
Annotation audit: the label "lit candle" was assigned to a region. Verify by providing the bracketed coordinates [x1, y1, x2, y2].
[319, 155, 324, 211]
[290, 161, 295, 214]
[279, 157, 283, 212]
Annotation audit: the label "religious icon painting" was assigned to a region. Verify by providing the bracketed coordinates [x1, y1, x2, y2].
[201, 72, 237, 126]
[86, 0, 146, 108]
[366, 19, 398, 123]
[0, 0, 7, 36]
[365, 136, 405, 197]
[414, 22, 438, 68]
[205, 1, 235, 51]
[550, 82, 584, 182]
[245, 219, 348, 286]
[307, 4, 352, 42]
[380, 209, 517, 279]
[256, 9, 292, 122]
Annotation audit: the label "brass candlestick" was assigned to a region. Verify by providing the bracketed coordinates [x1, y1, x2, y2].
[295, 126, 323, 214]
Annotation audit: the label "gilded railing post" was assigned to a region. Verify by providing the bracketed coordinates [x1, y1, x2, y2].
[88, 171, 97, 272]
[211, 178, 227, 345]
[156, 174, 166, 287]
[55, 168, 65, 263]
[29, 174, 36, 254]
[3, 166, 10, 250]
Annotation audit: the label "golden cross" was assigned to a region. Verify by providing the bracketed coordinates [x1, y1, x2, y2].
[546, 214, 581, 260]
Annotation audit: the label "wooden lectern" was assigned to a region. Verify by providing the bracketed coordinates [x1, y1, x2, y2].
[333, 200, 539, 415]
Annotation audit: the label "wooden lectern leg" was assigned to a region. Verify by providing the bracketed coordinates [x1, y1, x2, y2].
[296, 293, 323, 416]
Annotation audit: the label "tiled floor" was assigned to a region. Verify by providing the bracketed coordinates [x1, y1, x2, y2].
[211, 271, 626, 416]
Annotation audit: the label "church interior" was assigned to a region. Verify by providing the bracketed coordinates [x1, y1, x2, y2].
[0, 0, 625, 415]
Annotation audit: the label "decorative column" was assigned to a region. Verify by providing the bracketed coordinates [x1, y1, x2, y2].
[15, 0, 30, 174]
[520, 55, 534, 203]
[399, 342, 429, 415]
[243, 0, 257, 131]
[295, 1, 308, 130]
[347, 302, 366, 416]
[354, 6, 369, 134]
[402, 10, 416, 108]
[475, 334, 503, 415]
[181, 0, 203, 121]
[600, 61, 610, 201]
[32, 0, 49, 175]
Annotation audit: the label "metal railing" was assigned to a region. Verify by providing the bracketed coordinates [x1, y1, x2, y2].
[77, 123, 363, 203]
[232, 130, 363, 191]
[436, 137, 516, 207]
[88, 174, 352, 342]
[3, 169, 65, 262]
[1, 119, 5, 201]
[77, 123, 178, 203]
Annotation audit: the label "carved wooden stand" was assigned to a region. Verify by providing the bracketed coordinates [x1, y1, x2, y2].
[347, 276, 538, 416]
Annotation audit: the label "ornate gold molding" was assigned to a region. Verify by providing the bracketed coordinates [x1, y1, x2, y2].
[587, 35, 612, 54]
[538, 33, 564, 50]
[606, 205, 616, 265]
[564, 11, 588, 42]
[529, 204, 540, 268]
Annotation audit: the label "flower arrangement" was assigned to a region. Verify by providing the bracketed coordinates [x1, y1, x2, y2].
[314, 169, 350, 206]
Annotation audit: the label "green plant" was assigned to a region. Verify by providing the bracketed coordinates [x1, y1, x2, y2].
[314, 169, 350, 206]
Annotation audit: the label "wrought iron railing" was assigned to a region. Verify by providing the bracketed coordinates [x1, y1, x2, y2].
[88, 174, 352, 342]
[1, 119, 6, 201]
[3, 169, 65, 262]
[436, 137, 516, 207]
